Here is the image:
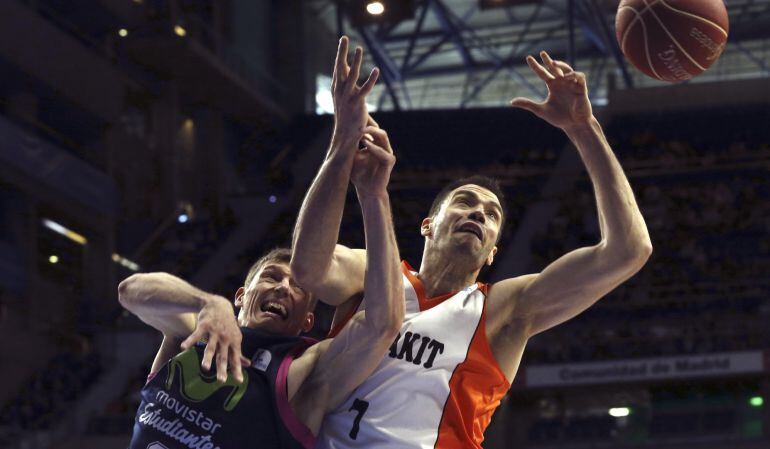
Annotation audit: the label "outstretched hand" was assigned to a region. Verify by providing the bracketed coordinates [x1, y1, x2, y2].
[511, 52, 593, 130]
[181, 296, 249, 384]
[351, 115, 396, 198]
[333, 36, 380, 142]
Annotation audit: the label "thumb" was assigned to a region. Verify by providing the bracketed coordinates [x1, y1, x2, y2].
[510, 97, 542, 114]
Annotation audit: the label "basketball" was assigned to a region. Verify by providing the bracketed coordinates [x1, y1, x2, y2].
[615, 0, 729, 82]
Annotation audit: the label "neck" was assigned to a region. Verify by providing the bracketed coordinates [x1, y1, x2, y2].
[417, 248, 481, 298]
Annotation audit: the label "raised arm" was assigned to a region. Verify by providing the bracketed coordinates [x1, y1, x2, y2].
[118, 273, 245, 382]
[291, 36, 378, 306]
[289, 124, 404, 434]
[490, 52, 652, 345]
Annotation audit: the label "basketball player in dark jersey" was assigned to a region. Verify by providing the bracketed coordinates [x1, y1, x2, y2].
[118, 64, 400, 448]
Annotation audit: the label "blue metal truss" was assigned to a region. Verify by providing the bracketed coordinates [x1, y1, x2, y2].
[430, 0, 475, 68]
[336, 0, 770, 109]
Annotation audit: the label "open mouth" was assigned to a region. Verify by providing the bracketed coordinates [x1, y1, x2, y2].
[457, 222, 483, 241]
[260, 301, 288, 320]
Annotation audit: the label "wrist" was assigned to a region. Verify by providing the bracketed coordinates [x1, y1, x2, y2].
[326, 134, 360, 166]
[331, 126, 362, 148]
[357, 190, 389, 206]
[563, 116, 599, 137]
[199, 293, 228, 310]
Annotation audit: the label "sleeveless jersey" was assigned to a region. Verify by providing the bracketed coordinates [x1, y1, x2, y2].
[317, 262, 510, 449]
[128, 327, 316, 449]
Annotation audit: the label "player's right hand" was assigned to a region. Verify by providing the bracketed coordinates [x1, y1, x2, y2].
[332, 36, 379, 145]
[181, 295, 249, 384]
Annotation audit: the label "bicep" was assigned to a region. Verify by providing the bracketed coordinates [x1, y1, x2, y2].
[498, 244, 643, 336]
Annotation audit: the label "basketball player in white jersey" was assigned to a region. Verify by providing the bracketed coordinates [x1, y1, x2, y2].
[291, 36, 653, 448]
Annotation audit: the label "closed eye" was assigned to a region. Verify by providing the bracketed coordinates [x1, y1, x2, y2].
[289, 279, 307, 294]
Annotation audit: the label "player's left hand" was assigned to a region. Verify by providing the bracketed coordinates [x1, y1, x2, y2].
[351, 115, 396, 198]
[511, 51, 593, 130]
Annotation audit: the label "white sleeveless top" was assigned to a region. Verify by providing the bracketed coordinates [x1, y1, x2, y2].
[316, 262, 510, 449]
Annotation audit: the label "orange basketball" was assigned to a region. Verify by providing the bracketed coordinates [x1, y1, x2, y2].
[615, 0, 729, 82]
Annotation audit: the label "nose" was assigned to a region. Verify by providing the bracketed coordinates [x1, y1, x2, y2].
[469, 208, 485, 223]
[275, 278, 291, 295]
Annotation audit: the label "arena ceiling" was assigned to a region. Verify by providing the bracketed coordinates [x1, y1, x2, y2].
[309, 0, 770, 110]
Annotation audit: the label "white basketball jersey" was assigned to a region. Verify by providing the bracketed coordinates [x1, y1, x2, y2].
[316, 262, 510, 449]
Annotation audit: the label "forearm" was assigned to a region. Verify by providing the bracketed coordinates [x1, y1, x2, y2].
[360, 194, 404, 333]
[564, 118, 652, 256]
[118, 272, 215, 314]
[118, 273, 216, 337]
[291, 132, 358, 286]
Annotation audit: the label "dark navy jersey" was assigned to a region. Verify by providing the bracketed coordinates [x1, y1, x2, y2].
[128, 328, 316, 449]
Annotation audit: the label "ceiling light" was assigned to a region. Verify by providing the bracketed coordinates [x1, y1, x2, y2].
[118, 28, 128, 37]
[609, 407, 630, 417]
[112, 253, 140, 272]
[367, 1, 385, 15]
[174, 25, 187, 37]
[49, 255, 59, 264]
[42, 219, 88, 245]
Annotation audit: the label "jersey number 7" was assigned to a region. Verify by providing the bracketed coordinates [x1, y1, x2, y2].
[348, 398, 369, 440]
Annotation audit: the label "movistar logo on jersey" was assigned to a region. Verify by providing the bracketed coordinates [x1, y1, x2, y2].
[166, 348, 249, 411]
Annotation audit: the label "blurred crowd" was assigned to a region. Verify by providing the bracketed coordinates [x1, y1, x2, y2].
[0, 349, 101, 446]
[139, 205, 238, 281]
[525, 106, 770, 364]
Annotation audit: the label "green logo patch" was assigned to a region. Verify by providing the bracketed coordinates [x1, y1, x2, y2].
[166, 348, 249, 411]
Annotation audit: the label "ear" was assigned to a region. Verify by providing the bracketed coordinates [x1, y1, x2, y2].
[420, 217, 433, 237]
[485, 246, 498, 266]
[234, 287, 245, 308]
[301, 312, 315, 333]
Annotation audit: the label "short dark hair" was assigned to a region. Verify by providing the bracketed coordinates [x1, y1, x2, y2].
[243, 248, 317, 310]
[428, 175, 507, 226]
